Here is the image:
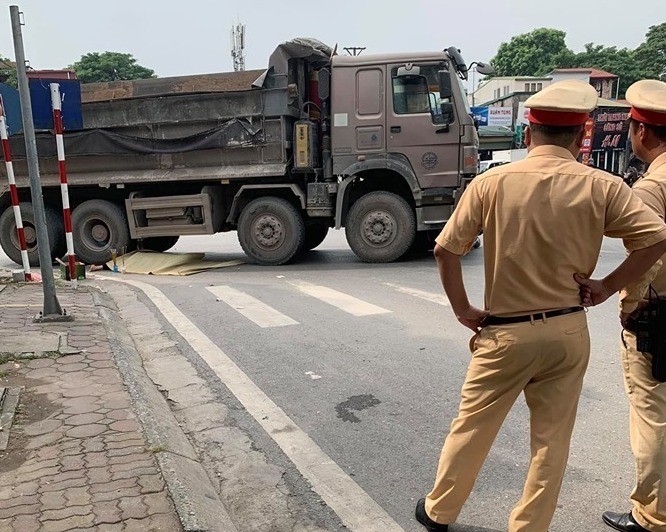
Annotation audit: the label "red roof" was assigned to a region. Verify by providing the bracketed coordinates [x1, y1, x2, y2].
[552, 67, 618, 79]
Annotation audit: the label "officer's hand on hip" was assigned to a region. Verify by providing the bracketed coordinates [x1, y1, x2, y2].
[455, 305, 490, 333]
[574, 273, 614, 307]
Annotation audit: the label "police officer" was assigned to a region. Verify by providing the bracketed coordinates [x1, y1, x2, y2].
[415, 80, 666, 532]
[582, 79, 666, 532]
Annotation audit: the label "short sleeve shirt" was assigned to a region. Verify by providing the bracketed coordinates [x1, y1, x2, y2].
[436, 145, 666, 316]
[620, 152, 666, 313]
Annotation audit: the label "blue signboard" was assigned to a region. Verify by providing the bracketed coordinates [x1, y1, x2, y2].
[471, 106, 489, 126]
[28, 75, 83, 131]
[0, 83, 23, 136]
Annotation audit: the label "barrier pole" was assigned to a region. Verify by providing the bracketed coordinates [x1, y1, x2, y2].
[0, 95, 32, 281]
[50, 83, 76, 286]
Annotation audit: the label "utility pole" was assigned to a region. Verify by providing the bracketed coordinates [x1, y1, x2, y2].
[230, 21, 246, 72]
[343, 47, 366, 57]
[10, 5, 67, 320]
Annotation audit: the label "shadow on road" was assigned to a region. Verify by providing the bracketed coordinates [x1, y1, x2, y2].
[450, 525, 503, 532]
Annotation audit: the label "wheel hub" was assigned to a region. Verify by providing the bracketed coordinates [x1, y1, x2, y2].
[363, 211, 394, 244]
[254, 215, 283, 248]
[91, 223, 109, 243]
[23, 225, 36, 245]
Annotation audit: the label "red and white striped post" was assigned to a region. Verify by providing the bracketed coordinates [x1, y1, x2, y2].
[0, 95, 32, 281]
[50, 83, 76, 284]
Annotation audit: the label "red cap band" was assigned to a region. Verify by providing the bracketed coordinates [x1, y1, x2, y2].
[629, 107, 666, 126]
[527, 109, 590, 126]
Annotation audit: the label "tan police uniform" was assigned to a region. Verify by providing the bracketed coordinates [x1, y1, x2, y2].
[618, 79, 666, 531]
[424, 80, 666, 532]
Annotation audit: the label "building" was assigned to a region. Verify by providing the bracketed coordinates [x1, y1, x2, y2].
[549, 68, 619, 99]
[470, 76, 552, 108]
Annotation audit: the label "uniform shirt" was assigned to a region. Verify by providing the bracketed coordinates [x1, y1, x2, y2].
[436, 145, 666, 316]
[620, 151, 666, 314]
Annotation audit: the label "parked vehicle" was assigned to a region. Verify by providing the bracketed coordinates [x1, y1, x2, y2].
[1, 39, 490, 266]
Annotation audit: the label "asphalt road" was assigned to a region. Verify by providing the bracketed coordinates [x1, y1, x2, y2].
[0, 231, 636, 531]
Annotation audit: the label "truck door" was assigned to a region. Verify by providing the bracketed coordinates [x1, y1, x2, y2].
[386, 64, 460, 189]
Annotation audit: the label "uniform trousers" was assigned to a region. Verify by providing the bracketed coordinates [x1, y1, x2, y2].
[425, 311, 589, 532]
[621, 330, 666, 531]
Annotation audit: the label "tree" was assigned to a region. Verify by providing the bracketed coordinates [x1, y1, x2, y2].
[0, 53, 17, 88]
[634, 22, 666, 80]
[490, 28, 575, 77]
[68, 52, 155, 83]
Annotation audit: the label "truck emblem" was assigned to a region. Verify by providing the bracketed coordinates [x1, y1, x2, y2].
[422, 152, 438, 169]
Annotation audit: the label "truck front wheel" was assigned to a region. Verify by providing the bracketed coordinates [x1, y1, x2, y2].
[0, 202, 65, 266]
[237, 197, 305, 265]
[72, 200, 131, 265]
[345, 191, 416, 263]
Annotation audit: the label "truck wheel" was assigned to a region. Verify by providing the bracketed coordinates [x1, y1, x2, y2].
[345, 191, 416, 263]
[72, 200, 131, 265]
[237, 197, 305, 265]
[138, 236, 179, 252]
[0, 202, 65, 267]
[302, 222, 329, 251]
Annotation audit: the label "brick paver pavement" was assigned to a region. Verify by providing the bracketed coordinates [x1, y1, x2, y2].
[0, 283, 182, 532]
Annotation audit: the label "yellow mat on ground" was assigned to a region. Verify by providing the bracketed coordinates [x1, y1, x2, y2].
[105, 251, 243, 276]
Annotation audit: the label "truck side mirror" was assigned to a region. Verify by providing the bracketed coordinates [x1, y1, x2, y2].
[438, 70, 452, 100]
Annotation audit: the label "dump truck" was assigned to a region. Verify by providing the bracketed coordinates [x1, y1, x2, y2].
[0, 38, 486, 266]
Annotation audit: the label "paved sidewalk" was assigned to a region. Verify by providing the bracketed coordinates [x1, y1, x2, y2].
[0, 282, 182, 532]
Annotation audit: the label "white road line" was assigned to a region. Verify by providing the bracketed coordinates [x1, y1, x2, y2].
[102, 277, 403, 532]
[383, 283, 450, 307]
[288, 280, 391, 317]
[206, 285, 298, 328]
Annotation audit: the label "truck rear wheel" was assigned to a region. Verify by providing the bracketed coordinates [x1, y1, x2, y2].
[237, 197, 305, 265]
[72, 200, 131, 265]
[302, 222, 329, 251]
[345, 191, 416, 263]
[137, 236, 180, 252]
[0, 202, 65, 267]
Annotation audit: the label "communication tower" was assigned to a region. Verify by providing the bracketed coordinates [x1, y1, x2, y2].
[231, 22, 246, 72]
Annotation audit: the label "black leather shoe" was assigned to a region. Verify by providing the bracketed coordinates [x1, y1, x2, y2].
[602, 511, 649, 531]
[415, 498, 449, 531]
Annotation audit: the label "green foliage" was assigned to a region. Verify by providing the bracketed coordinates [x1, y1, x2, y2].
[634, 23, 666, 81]
[0, 52, 17, 88]
[68, 52, 155, 83]
[490, 28, 574, 77]
[489, 23, 666, 98]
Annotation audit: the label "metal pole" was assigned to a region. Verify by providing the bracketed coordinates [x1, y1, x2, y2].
[10, 5, 63, 318]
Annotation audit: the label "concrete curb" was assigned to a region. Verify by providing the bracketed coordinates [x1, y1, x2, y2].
[92, 290, 238, 532]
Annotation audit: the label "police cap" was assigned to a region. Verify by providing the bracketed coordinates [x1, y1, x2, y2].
[626, 79, 666, 127]
[525, 80, 598, 126]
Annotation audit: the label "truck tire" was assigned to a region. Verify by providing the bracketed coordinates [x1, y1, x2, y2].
[302, 222, 329, 251]
[345, 191, 416, 263]
[237, 197, 305, 265]
[0, 202, 65, 267]
[138, 236, 179, 252]
[72, 200, 131, 265]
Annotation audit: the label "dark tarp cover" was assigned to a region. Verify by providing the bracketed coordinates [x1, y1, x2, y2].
[7, 118, 262, 159]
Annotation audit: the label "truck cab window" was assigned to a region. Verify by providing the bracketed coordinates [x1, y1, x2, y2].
[391, 64, 451, 125]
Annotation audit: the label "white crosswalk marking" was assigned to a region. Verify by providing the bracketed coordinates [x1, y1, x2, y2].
[206, 286, 299, 328]
[383, 282, 450, 306]
[288, 281, 391, 317]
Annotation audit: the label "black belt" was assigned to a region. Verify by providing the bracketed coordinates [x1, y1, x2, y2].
[484, 306, 584, 326]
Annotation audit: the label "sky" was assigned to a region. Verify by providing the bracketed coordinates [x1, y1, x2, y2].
[0, 0, 663, 90]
